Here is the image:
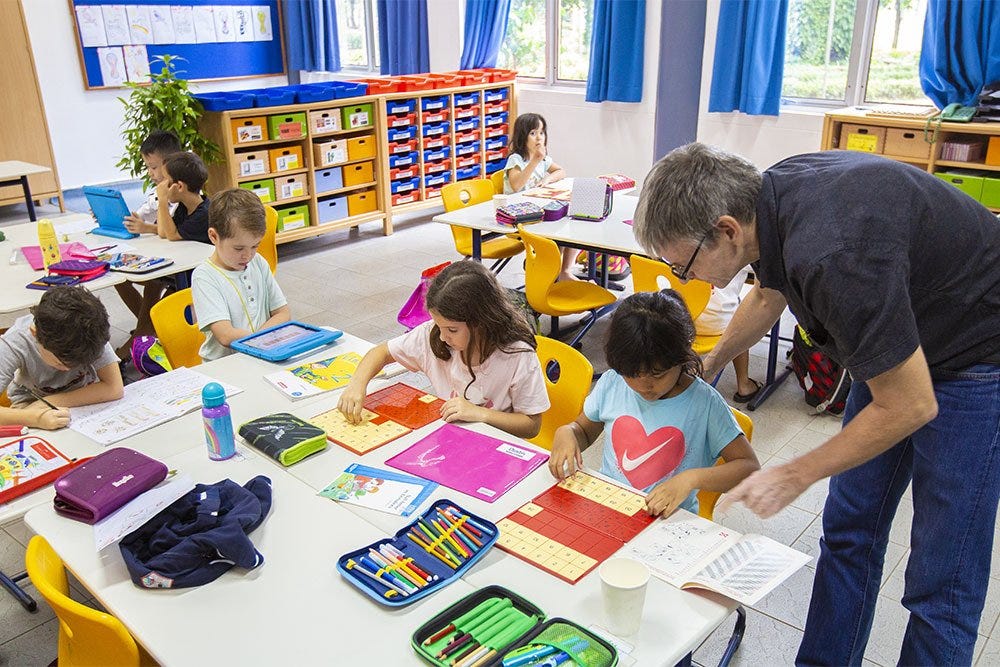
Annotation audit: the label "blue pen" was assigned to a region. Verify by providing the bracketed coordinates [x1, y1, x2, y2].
[502, 644, 557, 667]
[532, 652, 572, 667]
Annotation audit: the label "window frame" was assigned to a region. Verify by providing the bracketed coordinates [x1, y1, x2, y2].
[506, 0, 589, 89]
[336, 0, 380, 75]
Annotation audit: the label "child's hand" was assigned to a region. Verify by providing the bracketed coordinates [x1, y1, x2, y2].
[35, 407, 71, 430]
[548, 434, 582, 480]
[123, 213, 151, 234]
[155, 178, 170, 201]
[337, 384, 367, 424]
[440, 397, 484, 424]
[530, 142, 547, 163]
[645, 472, 695, 517]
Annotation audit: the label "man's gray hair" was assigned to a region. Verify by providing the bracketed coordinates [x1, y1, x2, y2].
[633, 142, 762, 255]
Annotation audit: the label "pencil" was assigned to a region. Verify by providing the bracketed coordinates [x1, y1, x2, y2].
[28, 390, 57, 411]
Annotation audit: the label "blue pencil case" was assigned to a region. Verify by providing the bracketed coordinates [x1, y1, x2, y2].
[336, 499, 498, 607]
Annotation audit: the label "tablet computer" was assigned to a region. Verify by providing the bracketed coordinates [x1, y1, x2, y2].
[231, 322, 343, 362]
[81, 186, 139, 240]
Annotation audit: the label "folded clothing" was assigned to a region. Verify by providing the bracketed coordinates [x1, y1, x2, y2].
[119, 476, 272, 589]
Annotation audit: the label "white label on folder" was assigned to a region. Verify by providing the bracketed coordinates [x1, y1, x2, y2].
[496, 443, 536, 461]
[477, 487, 496, 497]
[240, 159, 266, 176]
[349, 111, 369, 128]
[281, 182, 304, 198]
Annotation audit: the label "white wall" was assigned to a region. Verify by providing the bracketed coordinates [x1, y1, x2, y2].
[695, 0, 826, 169]
[23, 0, 286, 190]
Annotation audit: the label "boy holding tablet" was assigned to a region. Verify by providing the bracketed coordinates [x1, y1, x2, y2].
[192, 189, 290, 361]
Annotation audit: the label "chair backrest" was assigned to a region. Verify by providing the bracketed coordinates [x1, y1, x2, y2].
[517, 225, 562, 315]
[260, 205, 279, 274]
[491, 169, 505, 194]
[530, 335, 594, 450]
[629, 254, 712, 320]
[697, 407, 754, 520]
[26, 536, 142, 667]
[150, 288, 202, 368]
[441, 179, 496, 212]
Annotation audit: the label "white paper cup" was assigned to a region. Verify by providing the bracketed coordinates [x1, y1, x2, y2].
[492, 194, 508, 211]
[600, 557, 650, 636]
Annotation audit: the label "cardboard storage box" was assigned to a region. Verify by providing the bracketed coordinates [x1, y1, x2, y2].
[314, 167, 343, 194]
[884, 128, 930, 159]
[317, 195, 349, 224]
[274, 174, 307, 200]
[839, 124, 885, 153]
[979, 175, 1000, 208]
[341, 103, 373, 129]
[347, 190, 378, 216]
[313, 139, 348, 167]
[267, 112, 306, 140]
[231, 116, 267, 144]
[986, 137, 1000, 166]
[275, 204, 310, 231]
[936, 170, 986, 200]
[308, 109, 342, 135]
[236, 151, 268, 177]
[343, 161, 374, 187]
[347, 135, 376, 161]
[268, 146, 303, 172]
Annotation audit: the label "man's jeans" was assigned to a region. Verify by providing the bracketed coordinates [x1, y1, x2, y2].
[797, 364, 1000, 666]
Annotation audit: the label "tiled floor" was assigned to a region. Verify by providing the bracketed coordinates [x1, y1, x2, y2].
[1, 200, 999, 666]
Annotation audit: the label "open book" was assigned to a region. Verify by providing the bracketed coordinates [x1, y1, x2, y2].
[620, 509, 810, 606]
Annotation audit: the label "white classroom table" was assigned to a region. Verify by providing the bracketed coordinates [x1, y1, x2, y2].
[0, 213, 212, 314]
[0, 161, 51, 222]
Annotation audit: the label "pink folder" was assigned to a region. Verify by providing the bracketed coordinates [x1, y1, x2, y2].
[385, 424, 549, 503]
[21, 243, 95, 271]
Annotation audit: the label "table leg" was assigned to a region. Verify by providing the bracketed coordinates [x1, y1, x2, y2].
[747, 320, 794, 411]
[21, 175, 36, 222]
[472, 230, 482, 261]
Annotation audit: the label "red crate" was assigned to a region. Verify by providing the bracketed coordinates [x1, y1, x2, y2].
[484, 101, 509, 115]
[455, 155, 479, 169]
[387, 113, 416, 128]
[392, 191, 422, 206]
[390, 165, 420, 180]
[425, 185, 443, 199]
[423, 160, 452, 175]
[485, 149, 506, 161]
[388, 138, 418, 155]
[454, 130, 480, 145]
[352, 77, 402, 94]
[456, 69, 492, 85]
[479, 68, 517, 82]
[454, 107, 478, 120]
[484, 124, 509, 138]
[429, 73, 463, 89]
[421, 109, 450, 124]
[397, 75, 435, 92]
[422, 135, 451, 150]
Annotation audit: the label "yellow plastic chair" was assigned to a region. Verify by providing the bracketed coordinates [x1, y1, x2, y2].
[490, 169, 505, 194]
[26, 535, 153, 667]
[442, 180, 523, 273]
[693, 407, 752, 667]
[260, 205, 279, 274]
[530, 335, 594, 450]
[518, 225, 617, 348]
[150, 288, 202, 368]
[629, 255, 721, 355]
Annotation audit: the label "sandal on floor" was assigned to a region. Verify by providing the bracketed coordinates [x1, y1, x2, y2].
[732, 379, 763, 404]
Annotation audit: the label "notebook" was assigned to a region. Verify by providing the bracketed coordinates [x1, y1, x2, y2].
[82, 186, 139, 240]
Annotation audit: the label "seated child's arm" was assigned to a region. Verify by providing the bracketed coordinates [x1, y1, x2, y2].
[337, 343, 395, 424]
[440, 397, 542, 440]
[539, 161, 566, 187]
[644, 434, 760, 517]
[206, 319, 251, 348]
[258, 304, 291, 332]
[155, 180, 181, 240]
[38, 361, 125, 409]
[124, 213, 157, 236]
[548, 414, 603, 479]
[0, 405, 70, 430]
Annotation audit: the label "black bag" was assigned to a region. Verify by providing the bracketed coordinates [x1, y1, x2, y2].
[789, 326, 852, 415]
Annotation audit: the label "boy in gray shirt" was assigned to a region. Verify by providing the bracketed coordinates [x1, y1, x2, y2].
[0, 287, 123, 430]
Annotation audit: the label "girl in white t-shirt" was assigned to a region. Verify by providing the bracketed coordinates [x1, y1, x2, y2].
[338, 261, 550, 439]
[698, 267, 761, 403]
[503, 113, 577, 282]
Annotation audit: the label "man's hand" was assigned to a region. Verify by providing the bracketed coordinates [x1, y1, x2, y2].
[716, 463, 809, 518]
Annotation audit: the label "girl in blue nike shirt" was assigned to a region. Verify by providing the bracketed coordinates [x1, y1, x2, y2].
[548, 290, 759, 517]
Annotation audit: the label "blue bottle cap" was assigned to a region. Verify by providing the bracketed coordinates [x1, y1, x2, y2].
[202, 382, 226, 408]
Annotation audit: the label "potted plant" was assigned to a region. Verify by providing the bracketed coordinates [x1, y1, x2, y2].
[116, 54, 221, 188]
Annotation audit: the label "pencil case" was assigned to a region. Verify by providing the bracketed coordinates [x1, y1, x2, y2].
[53, 447, 168, 524]
[336, 499, 498, 607]
[238, 413, 328, 466]
[542, 201, 568, 221]
[411, 585, 618, 666]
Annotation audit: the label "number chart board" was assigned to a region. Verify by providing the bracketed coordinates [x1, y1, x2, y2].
[70, 1, 285, 89]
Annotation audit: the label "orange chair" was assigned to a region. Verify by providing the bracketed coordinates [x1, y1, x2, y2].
[441, 180, 523, 273]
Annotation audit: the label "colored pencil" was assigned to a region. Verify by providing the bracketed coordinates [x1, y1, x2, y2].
[433, 518, 470, 558]
[343, 559, 404, 598]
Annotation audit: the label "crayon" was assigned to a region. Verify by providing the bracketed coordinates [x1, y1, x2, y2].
[440, 510, 484, 548]
[438, 510, 481, 551]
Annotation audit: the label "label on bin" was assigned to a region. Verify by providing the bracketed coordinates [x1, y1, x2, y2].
[239, 159, 266, 177]
[276, 154, 300, 171]
[281, 182, 304, 199]
[236, 125, 263, 143]
[348, 110, 370, 128]
[846, 133, 878, 153]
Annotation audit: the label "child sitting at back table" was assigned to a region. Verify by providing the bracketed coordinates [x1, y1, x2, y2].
[0, 287, 124, 430]
[548, 290, 759, 516]
[503, 112, 576, 282]
[157, 152, 211, 244]
[338, 261, 550, 439]
[192, 189, 289, 362]
[699, 267, 762, 403]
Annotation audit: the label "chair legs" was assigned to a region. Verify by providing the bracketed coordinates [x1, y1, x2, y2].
[545, 304, 617, 349]
[489, 256, 512, 274]
[717, 606, 746, 667]
[0, 569, 37, 612]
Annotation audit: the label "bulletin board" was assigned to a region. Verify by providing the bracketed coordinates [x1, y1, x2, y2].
[70, 1, 286, 89]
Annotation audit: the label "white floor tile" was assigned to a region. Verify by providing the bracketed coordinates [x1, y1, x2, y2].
[693, 606, 803, 666]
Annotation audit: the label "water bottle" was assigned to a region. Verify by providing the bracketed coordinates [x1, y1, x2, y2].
[202, 382, 235, 460]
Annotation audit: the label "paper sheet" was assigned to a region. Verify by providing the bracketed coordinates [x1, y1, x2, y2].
[100, 5, 130, 45]
[149, 5, 175, 44]
[123, 45, 151, 84]
[125, 4, 153, 44]
[171, 6, 196, 44]
[192, 6, 217, 43]
[94, 474, 195, 551]
[212, 5, 236, 42]
[54, 217, 98, 235]
[234, 6, 255, 42]
[70, 368, 243, 446]
[97, 47, 127, 87]
[75, 6, 108, 47]
[252, 5, 273, 40]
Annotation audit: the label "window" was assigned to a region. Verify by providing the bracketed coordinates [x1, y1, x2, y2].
[337, 0, 379, 72]
[783, 0, 931, 106]
[499, 0, 593, 85]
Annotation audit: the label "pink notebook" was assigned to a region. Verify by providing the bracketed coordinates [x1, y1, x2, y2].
[385, 424, 549, 503]
[21, 243, 95, 270]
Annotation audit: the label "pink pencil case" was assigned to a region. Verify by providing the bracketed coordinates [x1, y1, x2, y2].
[53, 447, 168, 524]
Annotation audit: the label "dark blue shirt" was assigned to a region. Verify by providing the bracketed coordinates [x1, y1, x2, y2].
[753, 151, 1000, 382]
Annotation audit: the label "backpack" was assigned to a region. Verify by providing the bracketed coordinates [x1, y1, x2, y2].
[574, 251, 631, 281]
[789, 325, 852, 415]
[506, 288, 540, 333]
[130, 336, 173, 378]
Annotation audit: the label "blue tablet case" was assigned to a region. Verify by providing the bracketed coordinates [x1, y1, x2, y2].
[82, 186, 138, 240]
[231, 322, 343, 362]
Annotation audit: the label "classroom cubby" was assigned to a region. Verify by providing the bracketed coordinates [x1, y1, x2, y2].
[199, 77, 516, 244]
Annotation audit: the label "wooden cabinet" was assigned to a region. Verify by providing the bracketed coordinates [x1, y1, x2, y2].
[199, 80, 516, 245]
[822, 108, 1000, 213]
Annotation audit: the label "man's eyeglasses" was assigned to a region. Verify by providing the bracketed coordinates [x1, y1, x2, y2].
[668, 231, 710, 281]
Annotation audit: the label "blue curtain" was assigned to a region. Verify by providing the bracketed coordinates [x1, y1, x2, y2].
[283, 0, 340, 77]
[377, 0, 430, 75]
[586, 0, 646, 103]
[920, 0, 1000, 108]
[460, 0, 512, 69]
[708, 0, 787, 116]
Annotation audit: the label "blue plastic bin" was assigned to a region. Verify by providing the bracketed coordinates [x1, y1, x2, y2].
[454, 117, 481, 133]
[331, 81, 368, 99]
[484, 111, 509, 127]
[193, 92, 256, 112]
[244, 87, 297, 107]
[484, 88, 509, 103]
[387, 98, 417, 115]
[485, 136, 509, 151]
[421, 96, 448, 112]
[456, 165, 482, 181]
[387, 127, 417, 142]
[422, 122, 450, 138]
[453, 91, 481, 107]
[388, 151, 419, 169]
[390, 177, 420, 195]
[288, 84, 338, 104]
[455, 141, 481, 157]
[424, 172, 452, 188]
[485, 159, 505, 175]
[423, 146, 452, 162]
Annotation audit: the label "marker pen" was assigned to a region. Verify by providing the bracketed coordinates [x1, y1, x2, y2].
[0, 425, 28, 437]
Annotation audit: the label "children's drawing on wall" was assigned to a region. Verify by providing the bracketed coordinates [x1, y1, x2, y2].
[125, 4, 153, 45]
[234, 6, 255, 42]
[101, 5, 130, 46]
[75, 5, 107, 47]
[171, 5, 196, 44]
[253, 5, 273, 41]
[192, 5, 217, 43]
[150, 6, 175, 44]
[97, 46, 127, 87]
[213, 5, 236, 42]
[123, 45, 151, 84]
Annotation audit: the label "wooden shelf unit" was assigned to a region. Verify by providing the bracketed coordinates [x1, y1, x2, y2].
[198, 80, 516, 245]
[822, 108, 1000, 212]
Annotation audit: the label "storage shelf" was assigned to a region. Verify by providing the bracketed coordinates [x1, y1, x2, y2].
[315, 181, 377, 198]
[233, 136, 307, 149]
[276, 211, 385, 243]
[310, 126, 377, 139]
[315, 157, 377, 170]
[882, 153, 930, 165]
[236, 167, 309, 183]
[269, 194, 312, 206]
[935, 160, 1000, 172]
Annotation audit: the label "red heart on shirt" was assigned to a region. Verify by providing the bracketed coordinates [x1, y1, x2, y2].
[611, 416, 685, 489]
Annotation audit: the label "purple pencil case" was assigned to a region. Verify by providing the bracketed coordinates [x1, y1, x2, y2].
[53, 447, 168, 524]
[542, 201, 568, 221]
